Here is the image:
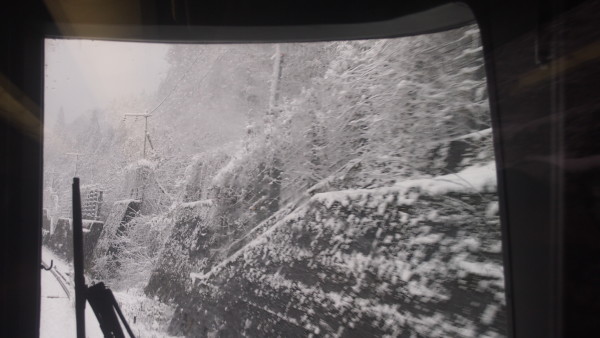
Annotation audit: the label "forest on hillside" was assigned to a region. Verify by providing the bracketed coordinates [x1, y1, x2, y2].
[43, 24, 506, 337]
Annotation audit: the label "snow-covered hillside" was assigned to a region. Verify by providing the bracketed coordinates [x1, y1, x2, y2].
[43, 24, 506, 337]
[153, 163, 505, 337]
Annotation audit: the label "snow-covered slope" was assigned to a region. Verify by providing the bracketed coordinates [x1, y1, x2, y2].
[161, 162, 505, 337]
[91, 199, 141, 278]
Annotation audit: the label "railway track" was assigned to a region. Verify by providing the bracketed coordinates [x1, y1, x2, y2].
[42, 259, 71, 300]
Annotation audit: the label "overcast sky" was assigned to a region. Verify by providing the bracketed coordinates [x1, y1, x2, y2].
[44, 39, 170, 124]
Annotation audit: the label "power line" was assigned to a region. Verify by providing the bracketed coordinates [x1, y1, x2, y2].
[146, 48, 226, 116]
[147, 53, 201, 115]
[123, 49, 226, 160]
[123, 51, 205, 160]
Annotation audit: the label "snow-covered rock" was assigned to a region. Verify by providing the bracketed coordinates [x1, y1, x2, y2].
[161, 163, 505, 337]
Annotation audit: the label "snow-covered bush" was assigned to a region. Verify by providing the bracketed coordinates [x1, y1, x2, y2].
[94, 213, 173, 288]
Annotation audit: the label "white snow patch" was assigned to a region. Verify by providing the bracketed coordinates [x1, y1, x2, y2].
[462, 237, 481, 251]
[412, 234, 442, 245]
[394, 161, 497, 195]
[485, 201, 499, 218]
[481, 304, 499, 325]
[458, 260, 504, 279]
[180, 199, 213, 208]
[125, 159, 156, 171]
[311, 162, 497, 210]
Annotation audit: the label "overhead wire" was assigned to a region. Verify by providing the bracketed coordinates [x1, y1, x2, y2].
[146, 47, 228, 116]
[146, 50, 202, 115]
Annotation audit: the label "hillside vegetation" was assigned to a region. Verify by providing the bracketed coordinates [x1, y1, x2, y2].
[43, 25, 505, 337]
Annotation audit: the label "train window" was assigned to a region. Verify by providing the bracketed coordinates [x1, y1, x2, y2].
[42, 23, 507, 337]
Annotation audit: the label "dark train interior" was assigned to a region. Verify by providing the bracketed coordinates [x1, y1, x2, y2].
[1, 0, 598, 336]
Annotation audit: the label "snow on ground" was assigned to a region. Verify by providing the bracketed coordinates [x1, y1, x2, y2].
[40, 247, 103, 338]
[113, 288, 182, 338]
[41, 246, 177, 337]
[312, 161, 497, 209]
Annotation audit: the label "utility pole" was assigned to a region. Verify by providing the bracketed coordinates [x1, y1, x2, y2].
[268, 44, 283, 116]
[66, 152, 84, 177]
[123, 113, 152, 158]
[265, 44, 284, 142]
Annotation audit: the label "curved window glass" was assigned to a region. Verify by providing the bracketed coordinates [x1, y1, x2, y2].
[42, 22, 506, 337]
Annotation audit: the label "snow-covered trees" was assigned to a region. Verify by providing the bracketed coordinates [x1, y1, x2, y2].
[44, 23, 502, 337]
[251, 25, 492, 203]
[44, 24, 489, 221]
